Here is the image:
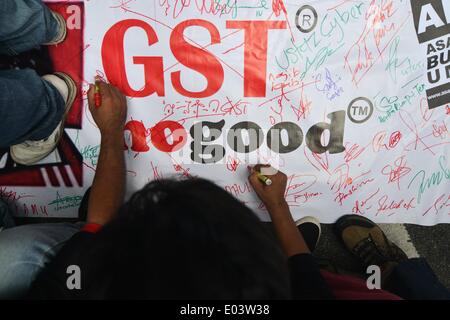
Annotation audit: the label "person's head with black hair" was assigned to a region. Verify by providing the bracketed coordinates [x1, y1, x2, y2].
[81, 178, 291, 299]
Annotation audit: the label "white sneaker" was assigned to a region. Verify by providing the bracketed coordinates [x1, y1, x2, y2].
[10, 72, 77, 165]
[295, 216, 321, 252]
[43, 11, 67, 45]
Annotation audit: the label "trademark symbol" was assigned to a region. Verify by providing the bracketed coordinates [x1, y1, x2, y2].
[347, 97, 374, 123]
[295, 5, 318, 33]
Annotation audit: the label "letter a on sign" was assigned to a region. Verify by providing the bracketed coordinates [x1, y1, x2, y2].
[66, 265, 81, 290]
[366, 265, 381, 290]
[418, 3, 445, 34]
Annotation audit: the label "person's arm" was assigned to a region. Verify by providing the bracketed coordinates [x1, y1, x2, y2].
[86, 81, 127, 225]
[248, 164, 309, 257]
[248, 164, 334, 299]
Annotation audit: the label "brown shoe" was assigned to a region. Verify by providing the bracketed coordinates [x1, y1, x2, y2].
[334, 215, 408, 271]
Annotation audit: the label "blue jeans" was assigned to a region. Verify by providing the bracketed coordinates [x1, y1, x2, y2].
[385, 258, 450, 300]
[0, 201, 15, 231]
[0, 201, 81, 299]
[0, 0, 65, 147]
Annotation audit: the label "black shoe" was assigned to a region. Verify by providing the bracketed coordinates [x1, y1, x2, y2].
[295, 216, 321, 252]
[334, 214, 408, 269]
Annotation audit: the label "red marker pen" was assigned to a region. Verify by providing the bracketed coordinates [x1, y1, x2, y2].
[94, 78, 102, 108]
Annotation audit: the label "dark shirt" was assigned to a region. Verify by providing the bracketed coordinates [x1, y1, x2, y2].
[289, 253, 334, 299]
[28, 229, 334, 300]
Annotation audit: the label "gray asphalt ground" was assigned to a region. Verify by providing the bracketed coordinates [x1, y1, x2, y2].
[404, 224, 450, 289]
[314, 223, 450, 290]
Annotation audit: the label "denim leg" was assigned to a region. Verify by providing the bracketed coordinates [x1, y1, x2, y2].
[0, 200, 15, 230]
[0, 0, 59, 55]
[0, 69, 65, 147]
[0, 222, 82, 299]
[384, 258, 450, 300]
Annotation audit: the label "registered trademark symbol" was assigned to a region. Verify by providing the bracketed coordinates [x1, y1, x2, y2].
[347, 97, 374, 123]
[295, 5, 318, 33]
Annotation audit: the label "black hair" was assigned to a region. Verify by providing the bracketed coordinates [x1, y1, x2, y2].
[81, 178, 291, 299]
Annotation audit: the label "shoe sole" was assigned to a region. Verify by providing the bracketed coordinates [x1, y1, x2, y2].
[295, 216, 321, 231]
[54, 72, 77, 119]
[10, 73, 77, 165]
[295, 216, 322, 252]
[43, 12, 67, 45]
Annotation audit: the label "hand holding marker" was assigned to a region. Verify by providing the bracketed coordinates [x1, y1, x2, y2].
[94, 76, 102, 108]
[257, 172, 273, 186]
[248, 166, 272, 186]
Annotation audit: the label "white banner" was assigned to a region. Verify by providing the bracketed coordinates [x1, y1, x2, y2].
[1, 0, 449, 225]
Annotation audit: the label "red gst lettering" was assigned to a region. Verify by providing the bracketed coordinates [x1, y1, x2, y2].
[102, 19, 164, 97]
[102, 19, 287, 98]
[170, 19, 224, 98]
[226, 20, 287, 97]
